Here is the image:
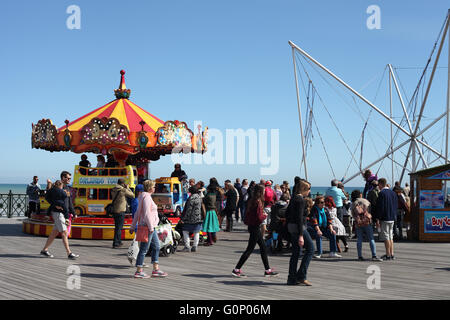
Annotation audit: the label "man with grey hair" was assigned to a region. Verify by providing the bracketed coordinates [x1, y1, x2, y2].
[325, 179, 348, 223]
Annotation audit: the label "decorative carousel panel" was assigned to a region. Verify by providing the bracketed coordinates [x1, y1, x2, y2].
[156, 120, 193, 148]
[81, 117, 129, 145]
[202, 126, 208, 152]
[32, 119, 58, 149]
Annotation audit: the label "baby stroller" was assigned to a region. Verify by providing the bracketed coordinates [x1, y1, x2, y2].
[265, 202, 290, 254]
[146, 214, 180, 257]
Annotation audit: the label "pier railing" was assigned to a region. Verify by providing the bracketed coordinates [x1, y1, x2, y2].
[0, 191, 28, 218]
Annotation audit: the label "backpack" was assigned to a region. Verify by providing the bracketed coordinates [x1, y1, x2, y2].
[354, 204, 372, 227]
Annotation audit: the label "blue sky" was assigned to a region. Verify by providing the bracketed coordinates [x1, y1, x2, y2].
[1, 0, 449, 187]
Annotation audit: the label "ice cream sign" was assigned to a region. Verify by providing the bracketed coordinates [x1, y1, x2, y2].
[424, 212, 450, 233]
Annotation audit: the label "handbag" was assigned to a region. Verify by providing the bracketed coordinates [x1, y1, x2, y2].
[136, 225, 149, 242]
[135, 207, 149, 242]
[105, 189, 121, 216]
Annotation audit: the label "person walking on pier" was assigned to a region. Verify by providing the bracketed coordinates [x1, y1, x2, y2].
[374, 178, 398, 261]
[325, 179, 347, 223]
[111, 178, 135, 249]
[180, 185, 204, 252]
[223, 181, 238, 232]
[202, 184, 220, 246]
[40, 171, 79, 260]
[130, 180, 168, 278]
[26, 176, 41, 218]
[350, 190, 383, 262]
[232, 184, 278, 278]
[286, 179, 314, 286]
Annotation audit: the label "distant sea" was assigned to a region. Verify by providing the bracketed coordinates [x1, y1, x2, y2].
[0, 184, 28, 194]
[310, 186, 363, 197]
[0, 184, 364, 197]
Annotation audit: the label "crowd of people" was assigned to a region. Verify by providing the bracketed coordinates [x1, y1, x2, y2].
[32, 159, 411, 285]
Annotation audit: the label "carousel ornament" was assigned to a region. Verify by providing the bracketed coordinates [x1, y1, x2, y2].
[31, 119, 58, 150]
[114, 69, 131, 99]
[80, 117, 129, 145]
[156, 120, 193, 148]
[63, 119, 72, 148]
[137, 120, 149, 149]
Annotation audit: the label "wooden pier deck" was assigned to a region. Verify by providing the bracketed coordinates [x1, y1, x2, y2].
[0, 217, 449, 300]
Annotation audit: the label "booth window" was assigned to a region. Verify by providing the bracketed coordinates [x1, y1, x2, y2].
[78, 188, 86, 197]
[88, 188, 98, 200]
[98, 189, 108, 200]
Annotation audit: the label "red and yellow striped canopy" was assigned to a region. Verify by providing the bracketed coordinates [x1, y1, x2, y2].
[59, 98, 165, 133]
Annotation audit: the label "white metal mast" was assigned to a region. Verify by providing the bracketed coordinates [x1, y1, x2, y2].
[291, 46, 308, 180]
[289, 10, 450, 184]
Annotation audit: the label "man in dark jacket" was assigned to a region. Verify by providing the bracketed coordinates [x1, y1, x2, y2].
[374, 178, 398, 260]
[40, 171, 79, 260]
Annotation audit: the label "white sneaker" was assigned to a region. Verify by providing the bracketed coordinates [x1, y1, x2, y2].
[328, 252, 342, 258]
[313, 255, 321, 259]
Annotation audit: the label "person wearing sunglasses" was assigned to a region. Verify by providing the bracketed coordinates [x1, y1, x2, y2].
[307, 196, 342, 259]
[40, 171, 79, 260]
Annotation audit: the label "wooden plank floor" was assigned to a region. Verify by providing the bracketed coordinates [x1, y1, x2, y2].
[0, 217, 449, 300]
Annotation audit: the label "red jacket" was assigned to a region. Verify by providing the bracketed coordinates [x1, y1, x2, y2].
[244, 201, 266, 226]
[264, 187, 276, 208]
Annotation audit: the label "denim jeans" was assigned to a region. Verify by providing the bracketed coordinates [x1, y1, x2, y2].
[308, 226, 338, 255]
[288, 227, 314, 283]
[394, 209, 404, 239]
[135, 230, 160, 267]
[240, 202, 246, 222]
[336, 206, 346, 223]
[356, 225, 377, 258]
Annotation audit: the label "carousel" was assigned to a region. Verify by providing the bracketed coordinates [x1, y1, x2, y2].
[24, 70, 208, 239]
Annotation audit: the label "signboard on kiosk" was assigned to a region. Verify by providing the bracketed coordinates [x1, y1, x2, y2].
[426, 169, 450, 180]
[424, 211, 450, 233]
[419, 190, 444, 209]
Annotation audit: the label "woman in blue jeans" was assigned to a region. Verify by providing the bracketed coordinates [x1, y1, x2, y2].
[350, 190, 382, 262]
[130, 180, 168, 278]
[286, 179, 314, 286]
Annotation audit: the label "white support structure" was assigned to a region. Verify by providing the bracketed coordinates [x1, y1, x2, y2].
[289, 10, 450, 185]
[447, 9, 450, 163]
[291, 47, 308, 180]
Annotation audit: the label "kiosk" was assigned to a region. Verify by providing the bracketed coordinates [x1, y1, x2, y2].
[409, 164, 450, 242]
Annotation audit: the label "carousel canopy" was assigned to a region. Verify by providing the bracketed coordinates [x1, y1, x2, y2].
[59, 98, 165, 134]
[31, 70, 208, 164]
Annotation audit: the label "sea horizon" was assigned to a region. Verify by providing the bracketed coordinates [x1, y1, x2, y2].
[0, 183, 364, 195]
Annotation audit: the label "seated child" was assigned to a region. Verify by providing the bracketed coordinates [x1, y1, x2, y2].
[45, 180, 69, 219]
